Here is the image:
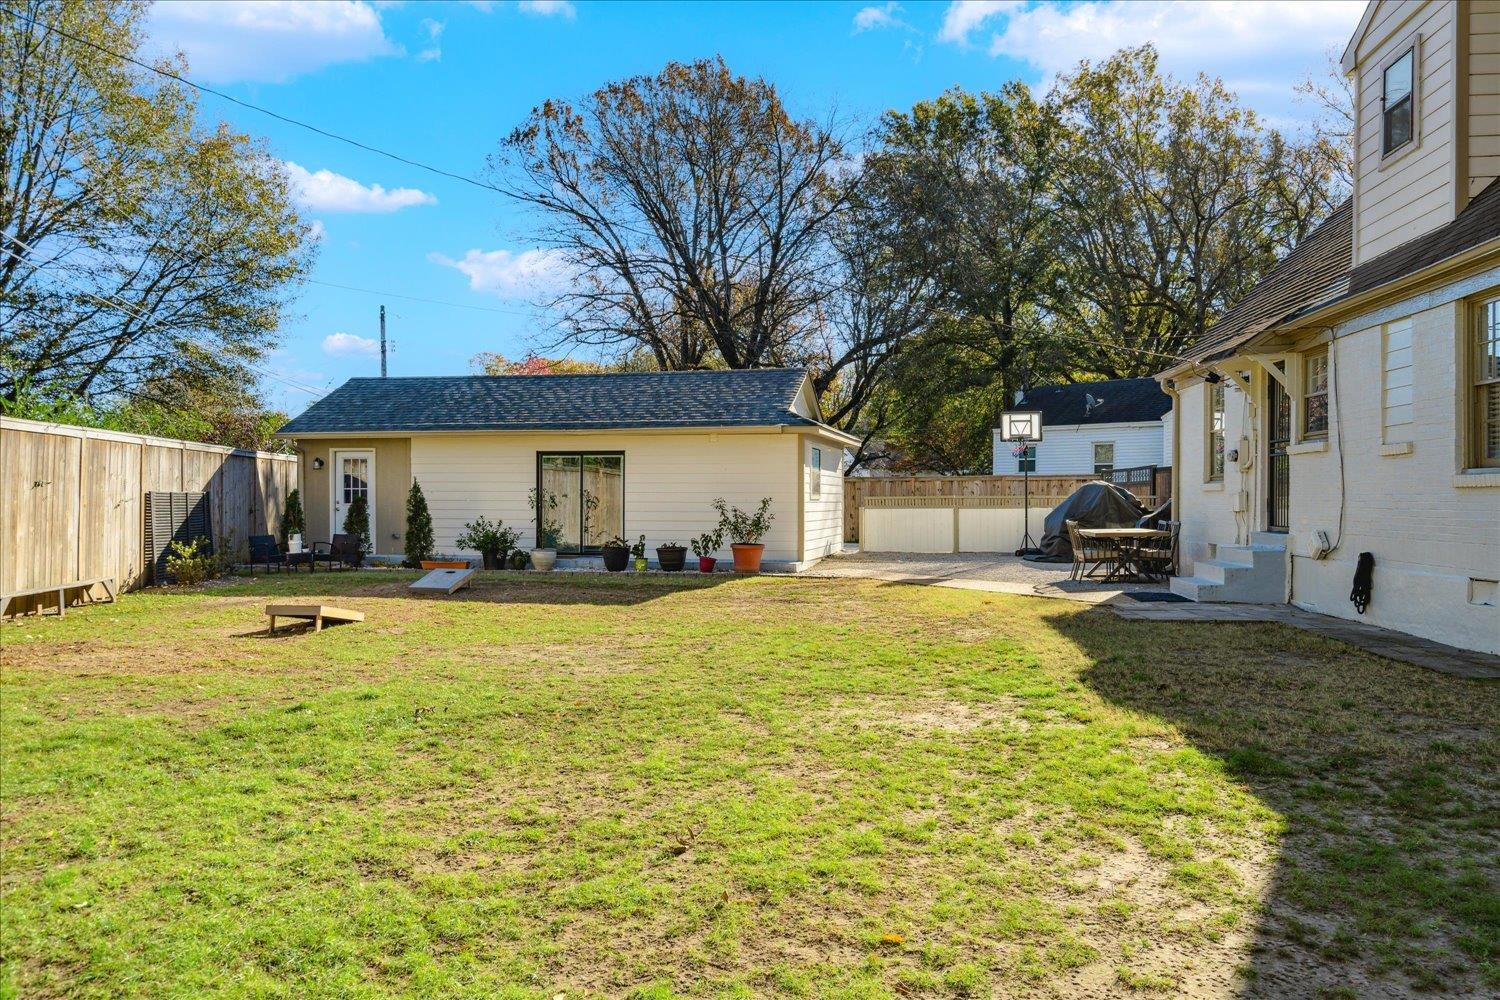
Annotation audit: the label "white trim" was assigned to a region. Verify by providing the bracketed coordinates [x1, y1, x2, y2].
[1379, 441, 1415, 456]
[330, 448, 376, 543]
[1454, 471, 1500, 487]
[1287, 440, 1329, 456]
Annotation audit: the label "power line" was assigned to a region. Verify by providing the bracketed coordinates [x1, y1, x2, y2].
[1, 235, 330, 398]
[1, 5, 505, 197]
[304, 278, 554, 318]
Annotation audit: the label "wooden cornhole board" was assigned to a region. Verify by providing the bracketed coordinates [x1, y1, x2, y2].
[409, 567, 476, 595]
[265, 604, 364, 634]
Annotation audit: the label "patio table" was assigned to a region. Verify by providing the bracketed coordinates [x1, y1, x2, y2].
[1077, 527, 1171, 583]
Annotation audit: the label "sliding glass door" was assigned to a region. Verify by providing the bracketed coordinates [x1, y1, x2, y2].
[537, 452, 624, 554]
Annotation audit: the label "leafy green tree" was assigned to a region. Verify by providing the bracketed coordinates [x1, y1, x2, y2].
[0, 0, 314, 402]
[280, 489, 305, 551]
[342, 495, 370, 562]
[404, 480, 435, 568]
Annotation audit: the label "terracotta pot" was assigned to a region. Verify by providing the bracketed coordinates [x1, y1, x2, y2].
[731, 543, 765, 574]
[601, 544, 629, 572]
[420, 560, 469, 570]
[698, 556, 717, 573]
[530, 548, 557, 572]
[656, 545, 686, 572]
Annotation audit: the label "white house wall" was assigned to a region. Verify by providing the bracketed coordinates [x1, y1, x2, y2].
[991, 422, 1167, 475]
[409, 429, 834, 567]
[1172, 380, 1256, 575]
[803, 437, 842, 561]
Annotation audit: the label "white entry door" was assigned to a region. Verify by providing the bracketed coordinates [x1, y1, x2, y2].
[330, 449, 376, 544]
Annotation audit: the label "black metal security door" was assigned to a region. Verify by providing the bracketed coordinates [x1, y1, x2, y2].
[1267, 377, 1291, 532]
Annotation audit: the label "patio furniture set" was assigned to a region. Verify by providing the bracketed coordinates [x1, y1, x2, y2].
[247, 534, 363, 574]
[1065, 520, 1180, 583]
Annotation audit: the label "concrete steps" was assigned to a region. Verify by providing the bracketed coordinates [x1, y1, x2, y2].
[1171, 534, 1288, 603]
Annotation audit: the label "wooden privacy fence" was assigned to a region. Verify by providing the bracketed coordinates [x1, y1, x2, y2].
[1, 417, 297, 605]
[843, 472, 1166, 542]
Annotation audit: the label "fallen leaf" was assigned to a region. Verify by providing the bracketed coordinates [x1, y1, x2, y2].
[880, 933, 904, 945]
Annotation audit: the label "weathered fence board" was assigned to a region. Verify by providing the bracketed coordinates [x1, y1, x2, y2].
[1, 417, 296, 609]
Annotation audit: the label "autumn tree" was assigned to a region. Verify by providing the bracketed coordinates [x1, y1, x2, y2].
[0, 0, 313, 404]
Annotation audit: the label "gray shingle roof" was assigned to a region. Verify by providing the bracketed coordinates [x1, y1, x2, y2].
[278, 368, 820, 435]
[1017, 377, 1171, 427]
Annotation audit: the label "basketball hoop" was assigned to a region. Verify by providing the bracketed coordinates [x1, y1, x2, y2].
[1000, 410, 1044, 554]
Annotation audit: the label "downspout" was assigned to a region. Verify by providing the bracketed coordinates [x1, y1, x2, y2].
[1163, 380, 1181, 520]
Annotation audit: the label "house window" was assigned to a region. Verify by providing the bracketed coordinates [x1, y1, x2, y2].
[1092, 441, 1114, 475]
[1383, 47, 1414, 155]
[809, 446, 822, 497]
[1474, 297, 1500, 468]
[1382, 319, 1414, 442]
[1302, 347, 1329, 439]
[537, 452, 624, 554]
[1207, 383, 1225, 482]
[1016, 444, 1037, 473]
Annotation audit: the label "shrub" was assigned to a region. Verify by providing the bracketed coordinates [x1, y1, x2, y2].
[404, 479, 435, 567]
[691, 530, 722, 558]
[712, 497, 774, 545]
[343, 494, 371, 562]
[456, 516, 519, 561]
[280, 488, 305, 549]
[165, 538, 215, 585]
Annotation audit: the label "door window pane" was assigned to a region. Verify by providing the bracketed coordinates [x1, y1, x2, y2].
[540, 454, 582, 553]
[582, 455, 624, 547]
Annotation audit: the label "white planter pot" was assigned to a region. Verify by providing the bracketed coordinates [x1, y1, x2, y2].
[530, 548, 557, 571]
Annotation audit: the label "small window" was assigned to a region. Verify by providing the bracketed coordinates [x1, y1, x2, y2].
[1473, 297, 1500, 468]
[1302, 347, 1329, 439]
[1016, 444, 1037, 473]
[1383, 47, 1414, 155]
[1092, 441, 1114, 475]
[809, 446, 822, 497]
[1207, 384, 1226, 482]
[1382, 319, 1414, 442]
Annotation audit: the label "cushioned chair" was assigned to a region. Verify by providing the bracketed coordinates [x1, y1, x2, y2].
[1065, 519, 1117, 582]
[248, 535, 286, 574]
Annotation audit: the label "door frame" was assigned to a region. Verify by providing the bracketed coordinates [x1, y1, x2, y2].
[330, 448, 376, 546]
[1263, 372, 1290, 533]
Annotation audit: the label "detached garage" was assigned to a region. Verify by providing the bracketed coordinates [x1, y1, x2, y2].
[278, 368, 855, 571]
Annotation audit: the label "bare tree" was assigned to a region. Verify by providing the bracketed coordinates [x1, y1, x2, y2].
[493, 57, 848, 372]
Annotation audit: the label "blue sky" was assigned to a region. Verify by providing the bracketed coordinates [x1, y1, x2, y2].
[144, 0, 1366, 414]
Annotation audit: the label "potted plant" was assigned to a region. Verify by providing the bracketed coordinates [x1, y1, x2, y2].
[630, 534, 648, 572]
[713, 497, 773, 574]
[456, 516, 519, 570]
[280, 488, 305, 555]
[691, 530, 721, 573]
[529, 487, 561, 571]
[601, 535, 630, 572]
[507, 549, 529, 570]
[656, 540, 687, 572]
[343, 494, 372, 567]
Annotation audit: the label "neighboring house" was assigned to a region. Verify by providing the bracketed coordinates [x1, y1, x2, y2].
[277, 368, 854, 570]
[1158, 0, 1500, 654]
[992, 377, 1173, 477]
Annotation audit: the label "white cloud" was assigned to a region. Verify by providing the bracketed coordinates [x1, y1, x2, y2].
[284, 162, 437, 214]
[517, 0, 576, 18]
[416, 17, 443, 62]
[938, 1, 1023, 46]
[854, 3, 910, 33]
[306, 219, 327, 242]
[429, 248, 573, 299]
[147, 1, 401, 84]
[322, 332, 380, 357]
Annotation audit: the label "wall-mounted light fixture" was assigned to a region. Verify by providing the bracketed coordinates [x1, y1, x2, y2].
[1203, 371, 1223, 384]
[312, 457, 325, 470]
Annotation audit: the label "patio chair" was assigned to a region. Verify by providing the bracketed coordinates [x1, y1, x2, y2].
[247, 534, 287, 574]
[1136, 520, 1180, 581]
[1065, 520, 1117, 582]
[305, 533, 361, 572]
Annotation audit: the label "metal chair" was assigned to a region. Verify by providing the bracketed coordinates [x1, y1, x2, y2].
[306, 533, 361, 572]
[247, 535, 286, 574]
[1065, 520, 1117, 581]
[1136, 520, 1181, 581]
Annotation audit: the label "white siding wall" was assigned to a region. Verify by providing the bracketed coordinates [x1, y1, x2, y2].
[802, 438, 843, 562]
[1468, 1, 1500, 198]
[409, 430, 811, 565]
[1351, 0, 1459, 264]
[1173, 379, 1255, 575]
[991, 422, 1167, 475]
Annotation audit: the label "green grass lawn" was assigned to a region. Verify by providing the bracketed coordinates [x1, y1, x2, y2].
[1, 572, 1495, 998]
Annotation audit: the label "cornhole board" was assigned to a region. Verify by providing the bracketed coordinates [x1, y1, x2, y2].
[409, 567, 476, 594]
[265, 604, 364, 634]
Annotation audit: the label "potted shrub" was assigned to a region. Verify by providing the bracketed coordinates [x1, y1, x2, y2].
[656, 540, 687, 572]
[601, 535, 630, 572]
[456, 516, 519, 570]
[343, 494, 372, 567]
[630, 534, 648, 572]
[404, 479, 436, 568]
[507, 549, 529, 570]
[713, 497, 773, 574]
[528, 487, 561, 571]
[691, 530, 721, 573]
